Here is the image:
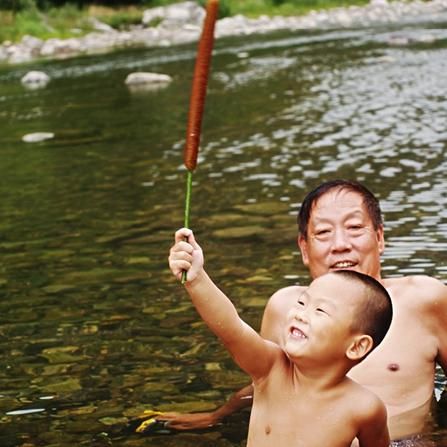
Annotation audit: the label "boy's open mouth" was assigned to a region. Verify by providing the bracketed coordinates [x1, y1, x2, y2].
[290, 326, 307, 339]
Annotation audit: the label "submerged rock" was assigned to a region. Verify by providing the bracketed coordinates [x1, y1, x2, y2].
[125, 72, 173, 92]
[22, 132, 55, 143]
[125, 72, 172, 85]
[21, 70, 50, 89]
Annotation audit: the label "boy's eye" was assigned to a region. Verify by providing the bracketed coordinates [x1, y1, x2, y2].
[316, 308, 327, 314]
[297, 300, 305, 306]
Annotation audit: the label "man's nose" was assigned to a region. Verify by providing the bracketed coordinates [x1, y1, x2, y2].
[331, 228, 352, 251]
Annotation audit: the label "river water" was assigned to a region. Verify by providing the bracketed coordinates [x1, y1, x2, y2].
[0, 15, 446, 447]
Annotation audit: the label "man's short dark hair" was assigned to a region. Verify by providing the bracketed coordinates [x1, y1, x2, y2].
[298, 179, 383, 240]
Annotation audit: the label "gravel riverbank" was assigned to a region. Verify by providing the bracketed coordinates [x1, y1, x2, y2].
[1, 0, 447, 65]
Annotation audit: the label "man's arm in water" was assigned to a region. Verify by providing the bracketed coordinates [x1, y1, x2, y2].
[157, 384, 253, 430]
[430, 276, 447, 374]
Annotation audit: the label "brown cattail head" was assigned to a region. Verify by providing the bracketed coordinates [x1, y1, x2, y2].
[184, 0, 219, 172]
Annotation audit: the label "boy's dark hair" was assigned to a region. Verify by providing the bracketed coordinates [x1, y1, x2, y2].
[298, 179, 383, 240]
[334, 270, 392, 349]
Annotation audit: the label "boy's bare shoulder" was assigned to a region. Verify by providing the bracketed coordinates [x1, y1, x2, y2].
[349, 381, 389, 446]
[349, 380, 387, 420]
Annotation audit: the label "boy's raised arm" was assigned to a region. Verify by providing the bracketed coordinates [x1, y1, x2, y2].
[169, 228, 279, 380]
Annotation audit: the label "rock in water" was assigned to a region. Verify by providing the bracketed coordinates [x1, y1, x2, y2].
[125, 72, 173, 86]
[125, 72, 173, 92]
[21, 70, 50, 89]
[22, 132, 55, 143]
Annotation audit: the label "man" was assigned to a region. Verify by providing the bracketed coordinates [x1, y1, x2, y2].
[156, 179, 447, 443]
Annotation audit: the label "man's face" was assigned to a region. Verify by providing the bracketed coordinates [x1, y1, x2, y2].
[298, 189, 384, 280]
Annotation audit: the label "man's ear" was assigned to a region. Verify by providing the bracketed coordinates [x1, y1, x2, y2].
[377, 224, 385, 255]
[346, 335, 374, 361]
[297, 235, 309, 266]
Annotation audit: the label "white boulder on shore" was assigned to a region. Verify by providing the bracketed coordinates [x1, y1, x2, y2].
[142, 1, 205, 29]
[1, 0, 447, 65]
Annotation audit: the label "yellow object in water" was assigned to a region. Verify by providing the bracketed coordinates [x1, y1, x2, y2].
[135, 410, 168, 434]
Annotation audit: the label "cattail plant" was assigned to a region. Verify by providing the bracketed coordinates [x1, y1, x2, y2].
[182, 0, 219, 283]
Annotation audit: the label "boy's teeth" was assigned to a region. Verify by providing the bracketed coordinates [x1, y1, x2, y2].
[292, 328, 306, 338]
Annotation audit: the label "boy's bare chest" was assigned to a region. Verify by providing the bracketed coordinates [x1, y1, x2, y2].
[249, 383, 357, 447]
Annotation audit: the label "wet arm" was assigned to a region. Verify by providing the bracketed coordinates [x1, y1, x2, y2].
[185, 270, 277, 378]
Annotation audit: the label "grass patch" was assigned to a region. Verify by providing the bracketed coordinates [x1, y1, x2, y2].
[87, 5, 144, 29]
[0, 3, 93, 42]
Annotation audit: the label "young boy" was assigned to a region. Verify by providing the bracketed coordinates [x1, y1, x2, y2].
[169, 227, 393, 447]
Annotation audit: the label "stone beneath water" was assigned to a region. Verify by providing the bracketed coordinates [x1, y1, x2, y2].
[21, 70, 50, 89]
[125, 72, 173, 92]
[22, 132, 55, 143]
[125, 72, 172, 85]
[212, 225, 265, 239]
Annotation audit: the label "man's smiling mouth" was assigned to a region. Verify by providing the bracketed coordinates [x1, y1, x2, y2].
[331, 261, 356, 269]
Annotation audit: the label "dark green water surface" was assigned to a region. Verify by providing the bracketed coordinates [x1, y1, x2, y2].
[0, 18, 446, 446]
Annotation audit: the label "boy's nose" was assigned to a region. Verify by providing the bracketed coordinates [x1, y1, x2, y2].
[294, 307, 309, 324]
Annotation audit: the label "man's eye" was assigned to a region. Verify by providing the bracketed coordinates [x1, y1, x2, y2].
[314, 229, 331, 239]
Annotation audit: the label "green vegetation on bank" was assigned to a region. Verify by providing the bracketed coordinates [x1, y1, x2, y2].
[0, 0, 370, 43]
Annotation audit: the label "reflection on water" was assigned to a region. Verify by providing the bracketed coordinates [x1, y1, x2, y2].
[0, 15, 446, 447]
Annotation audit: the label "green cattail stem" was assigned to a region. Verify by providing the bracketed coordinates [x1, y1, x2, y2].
[181, 170, 193, 284]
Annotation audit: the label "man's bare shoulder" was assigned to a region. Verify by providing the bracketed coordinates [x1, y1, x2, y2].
[383, 274, 447, 307]
[260, 284, 308, 342]
[267, 284, 307, 308]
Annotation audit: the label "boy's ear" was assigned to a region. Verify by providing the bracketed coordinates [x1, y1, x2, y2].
[346, 335, 374, 361]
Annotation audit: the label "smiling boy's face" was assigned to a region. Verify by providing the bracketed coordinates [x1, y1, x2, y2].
[298, 188, 385, 281]
[284, 273, 365, 364]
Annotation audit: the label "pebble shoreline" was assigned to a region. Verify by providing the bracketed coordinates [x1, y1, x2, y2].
[1, 0, 447, 65]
